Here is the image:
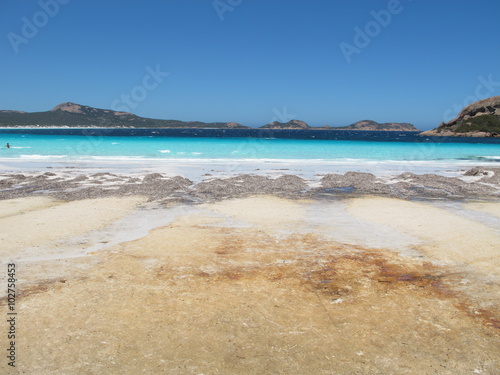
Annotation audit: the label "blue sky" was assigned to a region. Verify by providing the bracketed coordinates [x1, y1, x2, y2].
[1, 0, 500, 130]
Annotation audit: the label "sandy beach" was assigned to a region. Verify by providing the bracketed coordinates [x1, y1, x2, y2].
[0, 166, 499, 374]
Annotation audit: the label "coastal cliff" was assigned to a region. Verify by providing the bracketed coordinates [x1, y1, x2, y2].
[421, 96, 500, 137]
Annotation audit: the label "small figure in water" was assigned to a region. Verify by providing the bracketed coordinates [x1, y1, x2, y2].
[5, 143, 10, 148]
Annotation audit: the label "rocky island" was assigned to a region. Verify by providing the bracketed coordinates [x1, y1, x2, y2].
[336, 119, 419, 131]
[260, 119, 310, 129]
[421, 96, 500, 137]
[261, 119, 419, 131]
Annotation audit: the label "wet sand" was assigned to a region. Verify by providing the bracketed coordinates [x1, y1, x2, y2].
[1, 191, 499, 374]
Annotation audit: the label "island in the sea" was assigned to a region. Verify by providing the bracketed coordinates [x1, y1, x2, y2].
[0, 102, 420, 131]
[422, 96, 500, 137]
[261, 119, 418, 131]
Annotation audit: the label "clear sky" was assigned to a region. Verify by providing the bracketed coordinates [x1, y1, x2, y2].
[1, 0, 500, 130]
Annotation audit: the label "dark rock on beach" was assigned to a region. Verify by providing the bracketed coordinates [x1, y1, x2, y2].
[0, 168, 499, 202]
[193, 174, 308, 200]
[316, 169, 500, 199]
[320, 172, 392, 196]
[464, 167, 500, 185]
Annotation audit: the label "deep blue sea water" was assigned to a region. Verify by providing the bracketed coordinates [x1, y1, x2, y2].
[0, 128, 499, 165]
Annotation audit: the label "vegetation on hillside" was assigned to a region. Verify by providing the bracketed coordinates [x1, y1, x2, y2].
[454, 115, 500, 133]
[0, 109, 246, 128]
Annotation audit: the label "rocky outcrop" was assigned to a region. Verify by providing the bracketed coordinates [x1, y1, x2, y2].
[338, 120, 419, 131]
[0, 110, 26, 114]
[260, 120, 310, 129]
[194, 174, 308, 200]
[446, 96, 500, 125]
[52, 102, 133, 117]
[421, 96, 500, 137]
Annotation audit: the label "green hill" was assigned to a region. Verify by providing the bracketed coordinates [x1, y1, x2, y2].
[0, 102, 248, 129]
[421, 96, 500, 137]
[454, 115, 500, 133]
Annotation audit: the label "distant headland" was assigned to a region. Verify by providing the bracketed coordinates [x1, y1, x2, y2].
[0, 102, 419, 132]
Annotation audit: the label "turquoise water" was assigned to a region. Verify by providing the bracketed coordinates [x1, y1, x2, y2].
[0, 133, 499, 163]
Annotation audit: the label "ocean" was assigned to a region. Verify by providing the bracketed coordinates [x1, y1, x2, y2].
[0, 128, 499, 177]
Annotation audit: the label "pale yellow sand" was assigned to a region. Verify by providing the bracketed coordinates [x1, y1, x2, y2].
[201, 195, 307, 232]
[0, 196, 147, 257]
[0, 196, 58, 219]
[1, 196, 499, 374]
[347, 197, 500, 277]
[464, 201, 500, 218]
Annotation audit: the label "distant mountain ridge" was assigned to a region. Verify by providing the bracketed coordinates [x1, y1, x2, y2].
[422, 96, 500, 137]
[0, 102, 248, 129]
[0, 102, 420, 131]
